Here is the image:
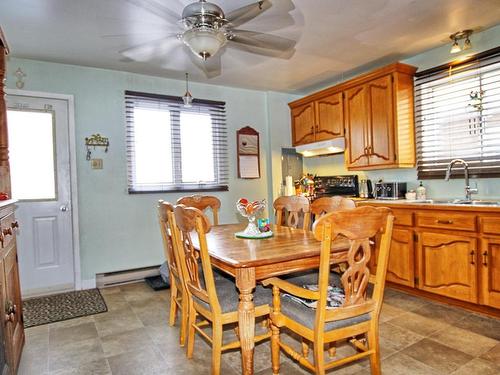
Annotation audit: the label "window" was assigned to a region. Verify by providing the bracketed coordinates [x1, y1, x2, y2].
[125, 91, 228, 192]
[415, 47, 500, 179]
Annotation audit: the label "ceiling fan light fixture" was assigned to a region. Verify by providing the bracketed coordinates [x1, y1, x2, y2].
[182, 27, 227, 60]
[463, 37, 472, 50]
[449, 30, 473, 54]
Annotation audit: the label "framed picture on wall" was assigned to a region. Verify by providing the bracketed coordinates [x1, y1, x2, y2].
[237, 126, 260, 179]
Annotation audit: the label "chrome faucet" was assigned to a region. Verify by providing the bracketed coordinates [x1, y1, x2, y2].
[444, 159, 478, 201]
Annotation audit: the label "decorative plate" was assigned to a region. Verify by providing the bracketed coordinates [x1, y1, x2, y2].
[235, 231, 273, 239]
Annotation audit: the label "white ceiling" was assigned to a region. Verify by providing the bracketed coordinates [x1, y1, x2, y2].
[1, 0, 500, 93]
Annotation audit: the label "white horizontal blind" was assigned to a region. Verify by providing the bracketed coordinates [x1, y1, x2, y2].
[125, 91, 228, 192]
[415, 48, 500, 179]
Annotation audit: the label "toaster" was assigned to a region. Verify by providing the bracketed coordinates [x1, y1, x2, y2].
[374, 182, 407, 200]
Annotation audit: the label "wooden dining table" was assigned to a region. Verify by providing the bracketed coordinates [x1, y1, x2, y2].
[191, 223, 351, 375]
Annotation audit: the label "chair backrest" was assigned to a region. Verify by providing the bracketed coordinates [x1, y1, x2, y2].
[273, 195, 311, 230]
[310, 196, 356, 218]
[169, 204, 222, 314]
[157, 200, 180, 281]
[312, 206, 393, 326]
[176, 195, 221, 225]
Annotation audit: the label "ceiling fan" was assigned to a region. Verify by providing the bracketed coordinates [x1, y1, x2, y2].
[117, 0, 297, 78]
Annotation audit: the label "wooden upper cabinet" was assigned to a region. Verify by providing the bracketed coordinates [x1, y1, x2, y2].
[366, 75, 395, 166]
[291, 102, 315, 146]
[289, 62, 416, 170]
[345, 85, 368, 168]
[315, 92, 344, 141]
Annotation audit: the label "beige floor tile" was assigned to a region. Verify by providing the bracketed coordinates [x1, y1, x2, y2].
[431, 325, 499, 357]
[388, 310, 451, 336]
[383, 289, 430, 312]
[379, 321, 425, 351]
[375, 353, 443, 375]
[100, 327, 154, 358]
[49, 322, 99, 348]
[94, 308, 144, 337]
[481, 342, 500, 366]
[48, 338, 105, 372]
[451, 358, 500, 375]
[49, 358, 112, 375]
[106, 345, 169, 375]
[99, 286, 122, 296]
[379, 303, 407, 323]
[401, 338, 473, 373]
[459, 313, 500, 340]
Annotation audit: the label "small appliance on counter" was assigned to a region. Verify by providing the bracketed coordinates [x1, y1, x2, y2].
[359, 179, 374, 198]
[314, 175, 359, 198]
[374, 181, 407, 200]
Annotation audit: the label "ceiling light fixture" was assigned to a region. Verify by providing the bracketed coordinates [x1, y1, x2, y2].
[449, 30, 473, 54]
[182, 73, 193, 108]
[182, 27, 227, 60]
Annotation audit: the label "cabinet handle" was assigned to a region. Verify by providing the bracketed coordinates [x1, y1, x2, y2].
[11, 221, 19, 230]
[2, 227, 12, 237]
[436, 219, 453, 224]
[315, 124, 319, 131]
[482, 251, 488, 266]
[4, 313, 14, 323]
[470, 250, 475, 265]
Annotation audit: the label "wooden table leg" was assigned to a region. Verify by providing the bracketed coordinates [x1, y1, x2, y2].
[236, 267, 256, 375]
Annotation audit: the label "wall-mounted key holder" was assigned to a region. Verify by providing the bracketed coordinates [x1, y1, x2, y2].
[85, 133, 109, 161]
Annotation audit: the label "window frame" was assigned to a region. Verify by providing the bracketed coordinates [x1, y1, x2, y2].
[414, 46, 500, 179]
[125, 90, 229, 193]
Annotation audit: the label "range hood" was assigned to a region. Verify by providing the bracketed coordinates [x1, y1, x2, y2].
[294, 138, 345, 157]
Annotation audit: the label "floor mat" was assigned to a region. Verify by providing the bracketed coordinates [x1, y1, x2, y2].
[23, 289, 107, 328]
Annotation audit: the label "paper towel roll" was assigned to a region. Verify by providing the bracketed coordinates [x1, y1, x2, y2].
[285, 176, 294, 196]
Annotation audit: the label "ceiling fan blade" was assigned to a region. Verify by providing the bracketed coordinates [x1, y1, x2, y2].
[120, 35, 178, 61]
[226, 0, 272, 27]
[228, 41, 295, 59]
[124, 0, 181, 24]
[188, 50, 222, 79]
[229, 29, 296, 51]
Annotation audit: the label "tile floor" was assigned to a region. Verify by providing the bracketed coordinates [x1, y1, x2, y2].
[18, 282, 500, 375]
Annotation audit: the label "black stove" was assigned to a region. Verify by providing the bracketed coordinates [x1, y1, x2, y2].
[314, 175, 359, 198]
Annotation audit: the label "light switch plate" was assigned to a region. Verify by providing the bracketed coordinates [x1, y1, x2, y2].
[91, 158, 103, 169]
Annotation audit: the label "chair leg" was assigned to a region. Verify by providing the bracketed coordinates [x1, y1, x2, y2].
[169, 277, 178, 327]
[186, 302, 196, 359]
[327, 342, 336, 358]
[367, 327, 381, 375]
[212, 322, 223, 375]
[179, 289, 189, 347]
[313, 341, 325, 375]
[270, 323, 280, 375]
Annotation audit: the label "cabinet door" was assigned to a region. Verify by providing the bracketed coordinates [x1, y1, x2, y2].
[4, 245, 24, 371]
[0, 261, 9, 375]
[417, 231, 477, 303]
[366, 75, 395, 166]
[480, 238, 500, 309]
[345, 85, 369, 168]
[386, 228, 415, 287]
[291, 102, 315, 146]
[315, 93, 344, 141]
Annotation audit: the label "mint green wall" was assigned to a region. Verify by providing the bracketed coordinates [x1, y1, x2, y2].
[5, 58, 293, 281]
[303, 24, 500, 200]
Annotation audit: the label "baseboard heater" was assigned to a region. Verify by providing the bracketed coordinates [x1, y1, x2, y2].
[96, 265, 161, 288]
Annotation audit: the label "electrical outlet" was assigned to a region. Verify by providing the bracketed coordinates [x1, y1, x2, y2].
[91, 158, 103, 169]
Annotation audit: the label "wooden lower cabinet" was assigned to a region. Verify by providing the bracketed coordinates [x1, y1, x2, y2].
[417, 231, 477, 303]
[480, 238, 500, 309]
[386, 228, 415, 287]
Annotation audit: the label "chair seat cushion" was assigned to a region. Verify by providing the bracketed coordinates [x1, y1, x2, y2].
[194, 271, 271, 314]
[280, 295, 371, 331]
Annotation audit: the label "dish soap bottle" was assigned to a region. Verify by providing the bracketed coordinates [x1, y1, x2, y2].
[416, 181, 426, 200]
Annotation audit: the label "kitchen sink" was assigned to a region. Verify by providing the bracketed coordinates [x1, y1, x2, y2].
[452, 200, 500, 206]
[398, 199, 500, 206]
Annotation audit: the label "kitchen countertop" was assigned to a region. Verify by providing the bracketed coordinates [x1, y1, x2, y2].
[357, 198, 500, 212]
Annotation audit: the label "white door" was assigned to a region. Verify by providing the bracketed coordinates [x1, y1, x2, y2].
[6, 95, 74, 296]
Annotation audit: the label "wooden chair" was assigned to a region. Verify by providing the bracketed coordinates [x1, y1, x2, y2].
[310, 196, 356, 220]
[273, 195, 311, 230]
[177, 195, 221, 225]
[157, 200, 189, 346]
[262, 206, 394, 375]
[169, 204, 272, 375]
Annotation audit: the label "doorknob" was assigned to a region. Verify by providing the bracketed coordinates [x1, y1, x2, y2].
[60, 205, 69, 212]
